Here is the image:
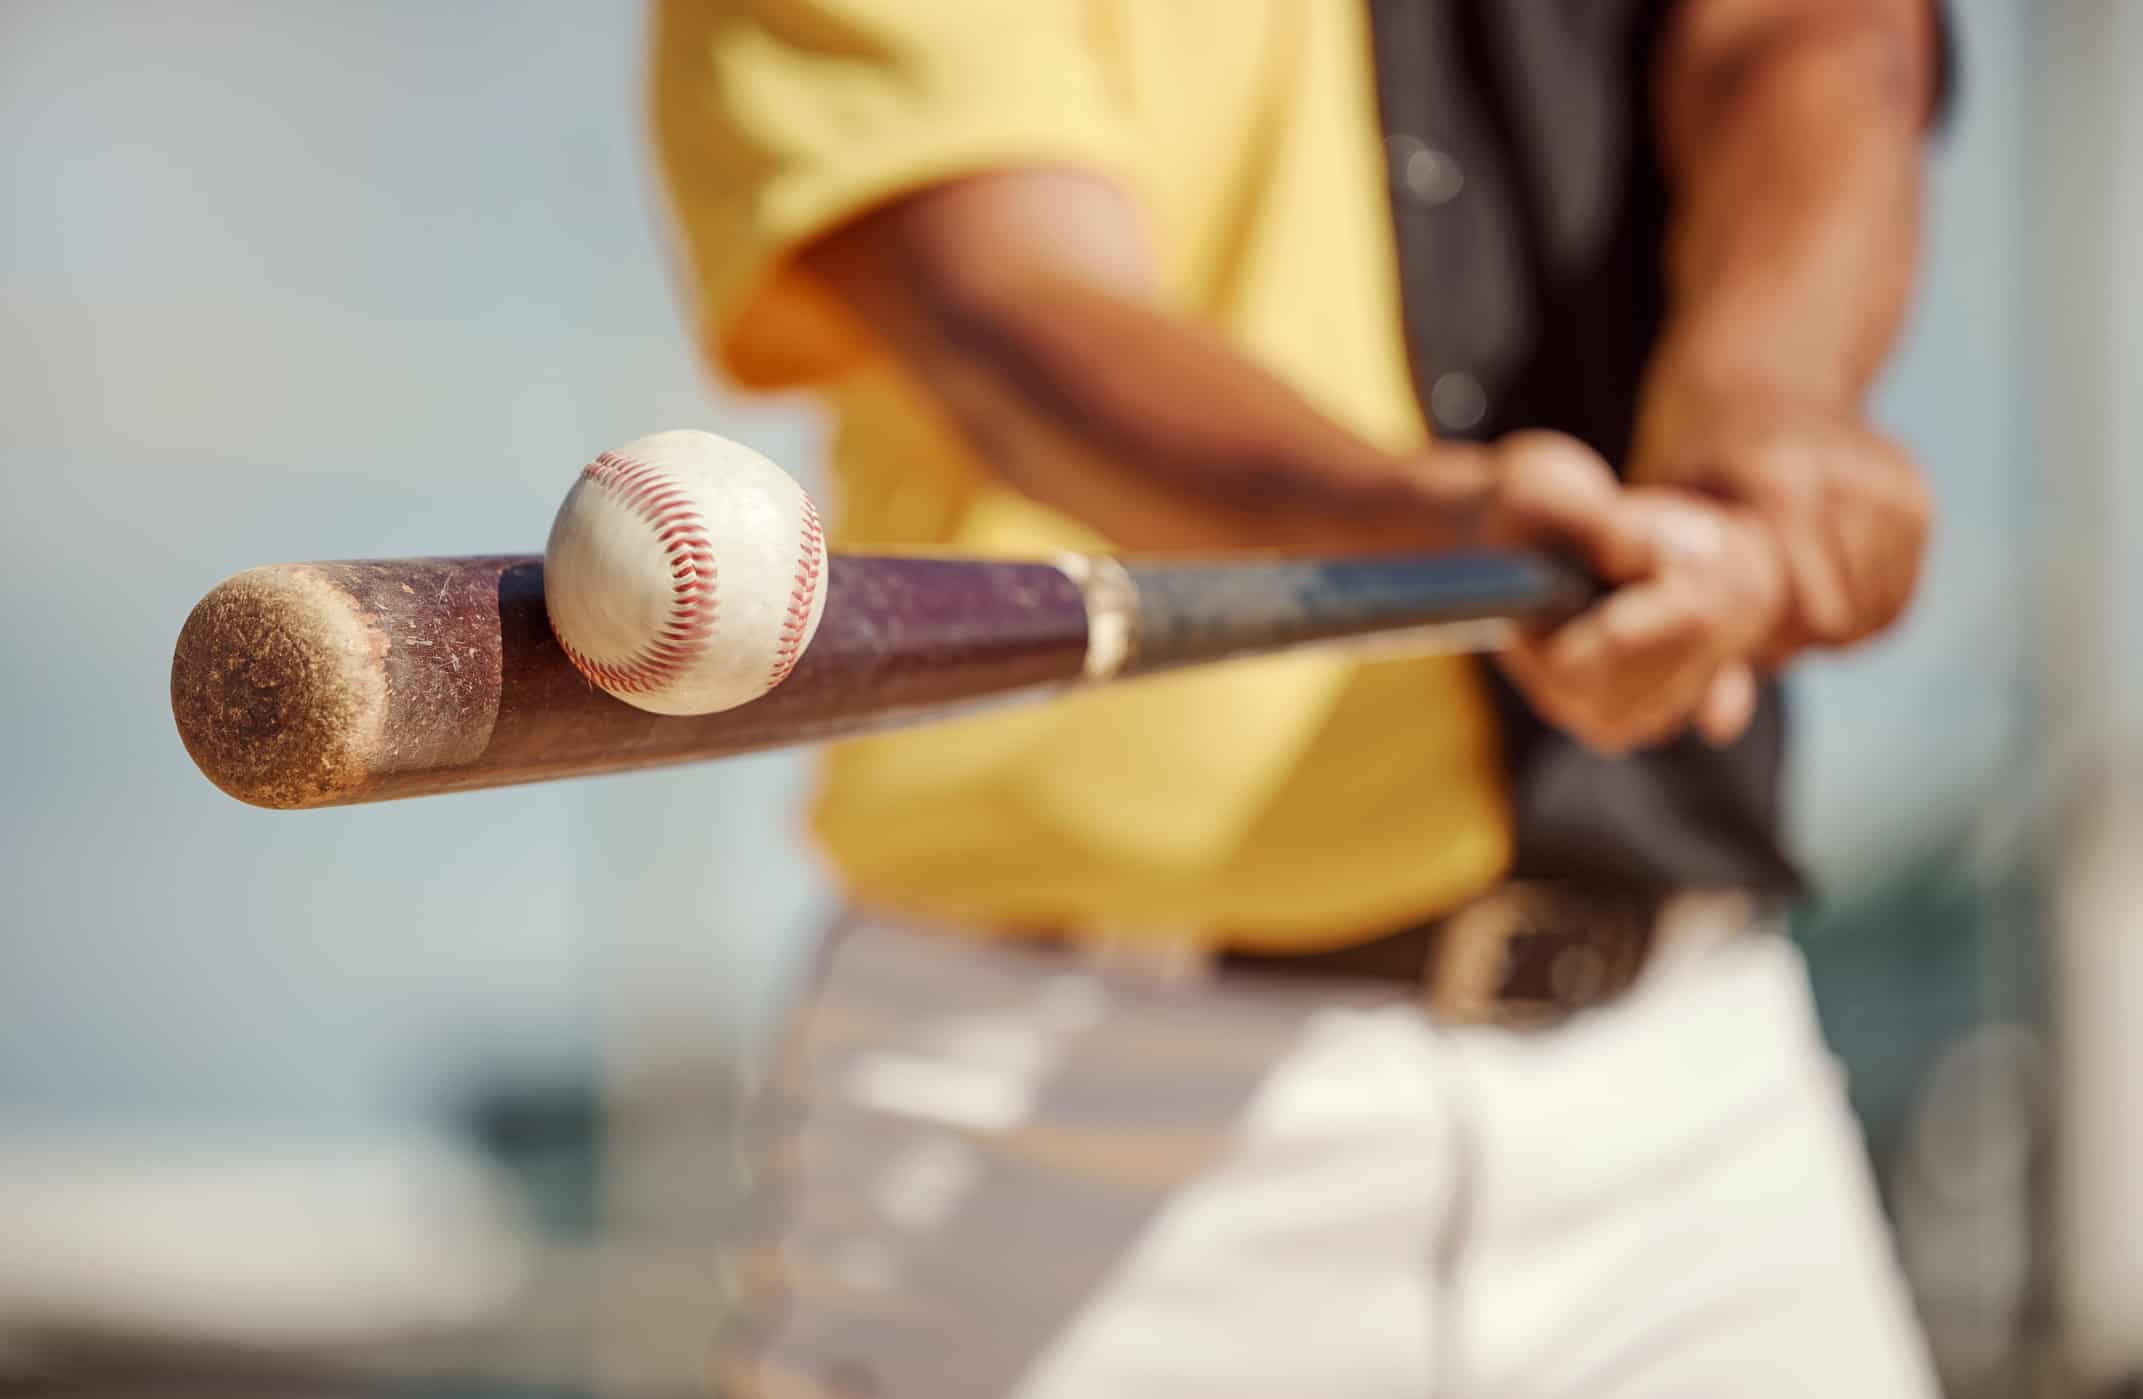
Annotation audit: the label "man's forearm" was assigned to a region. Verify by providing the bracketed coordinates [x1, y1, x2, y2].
[1634, 1, 1940, 653]
[1651, 3, 1940, 406]
[803, 173, 1494, 555]
[900, 269, 1496, 552]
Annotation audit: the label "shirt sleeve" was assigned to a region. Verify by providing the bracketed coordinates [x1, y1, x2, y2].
[650, 0, 1135, 390]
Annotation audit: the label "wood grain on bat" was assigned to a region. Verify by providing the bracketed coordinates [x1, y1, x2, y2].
[172, 555, 1093, 809]
[172, 551, 1590, 810]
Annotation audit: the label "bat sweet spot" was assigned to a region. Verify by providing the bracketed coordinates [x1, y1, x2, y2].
[542, 429, 828, 717]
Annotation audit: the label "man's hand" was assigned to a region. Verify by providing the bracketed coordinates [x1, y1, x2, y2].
[1630, 367, 1933, 665]
[1635, 0, 1940, 668]
[1439, 432, 1789, 755]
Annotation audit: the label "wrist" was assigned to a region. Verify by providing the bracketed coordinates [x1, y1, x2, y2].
[1646, 309, 1861, 416]
[1634, 327, 1863, 483]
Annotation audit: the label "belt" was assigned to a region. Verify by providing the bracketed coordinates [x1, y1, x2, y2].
[1214, 882, 1761, 1027]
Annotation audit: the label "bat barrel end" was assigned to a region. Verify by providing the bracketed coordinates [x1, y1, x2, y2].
[171, 565, 388, 810]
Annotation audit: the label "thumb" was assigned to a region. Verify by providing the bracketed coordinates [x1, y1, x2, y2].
[1492, 432, 1656, 583]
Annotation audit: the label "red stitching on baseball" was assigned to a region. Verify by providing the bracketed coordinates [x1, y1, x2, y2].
[557, 451, 718, 696]
[767, 496, 823, 689]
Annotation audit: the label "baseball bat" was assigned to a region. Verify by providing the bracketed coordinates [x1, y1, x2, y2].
[171, 550, 1592, 810]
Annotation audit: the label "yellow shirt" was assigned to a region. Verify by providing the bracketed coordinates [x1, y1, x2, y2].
[651, 0, 1511, 948]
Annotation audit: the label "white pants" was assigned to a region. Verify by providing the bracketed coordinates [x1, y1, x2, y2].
[718, 914, 1939, 1398]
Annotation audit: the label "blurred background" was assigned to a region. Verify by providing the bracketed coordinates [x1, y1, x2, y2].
[0, 2, 2133, 1396]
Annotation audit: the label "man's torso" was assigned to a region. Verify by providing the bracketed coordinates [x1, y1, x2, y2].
[655, 0, 1796, 944]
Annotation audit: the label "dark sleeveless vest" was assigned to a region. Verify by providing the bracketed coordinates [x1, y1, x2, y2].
[1368, 0, 1803, 894]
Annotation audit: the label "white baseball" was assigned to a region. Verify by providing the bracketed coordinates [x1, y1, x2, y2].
[544, 429, 826, 716]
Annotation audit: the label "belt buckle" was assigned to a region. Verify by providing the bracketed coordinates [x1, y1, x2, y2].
[1425, 882, 1656, 1028]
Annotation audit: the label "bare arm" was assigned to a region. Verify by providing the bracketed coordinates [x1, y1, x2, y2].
[1654, 0, 1938, 398]
[799, 172, 1518, 554]
[1634, 0, 1942, 651]
[802, 167, 1777, 754]
[1496, 1, 1942, 748]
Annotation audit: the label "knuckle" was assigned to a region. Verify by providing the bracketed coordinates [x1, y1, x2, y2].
[1620, 599, 1704, 653]
[1796, 585, 1855, 643]
[1807, 613, 1855, 648]
[1498, 430, 1609, 490]
[1665, 602, 1716, 646]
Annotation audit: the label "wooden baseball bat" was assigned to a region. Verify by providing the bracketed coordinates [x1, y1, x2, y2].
[171, 551, 1593, 810]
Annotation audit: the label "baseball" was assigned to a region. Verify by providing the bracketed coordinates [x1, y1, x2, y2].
[544, 429, 826, 716]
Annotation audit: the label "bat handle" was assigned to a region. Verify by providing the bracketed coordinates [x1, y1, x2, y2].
[1103, 552, 1599, 677]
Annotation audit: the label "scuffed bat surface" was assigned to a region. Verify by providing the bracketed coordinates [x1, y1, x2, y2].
[171, 560, 509, 809]
[171, 555, 1090, 808]
[172, 565, 391, 809]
